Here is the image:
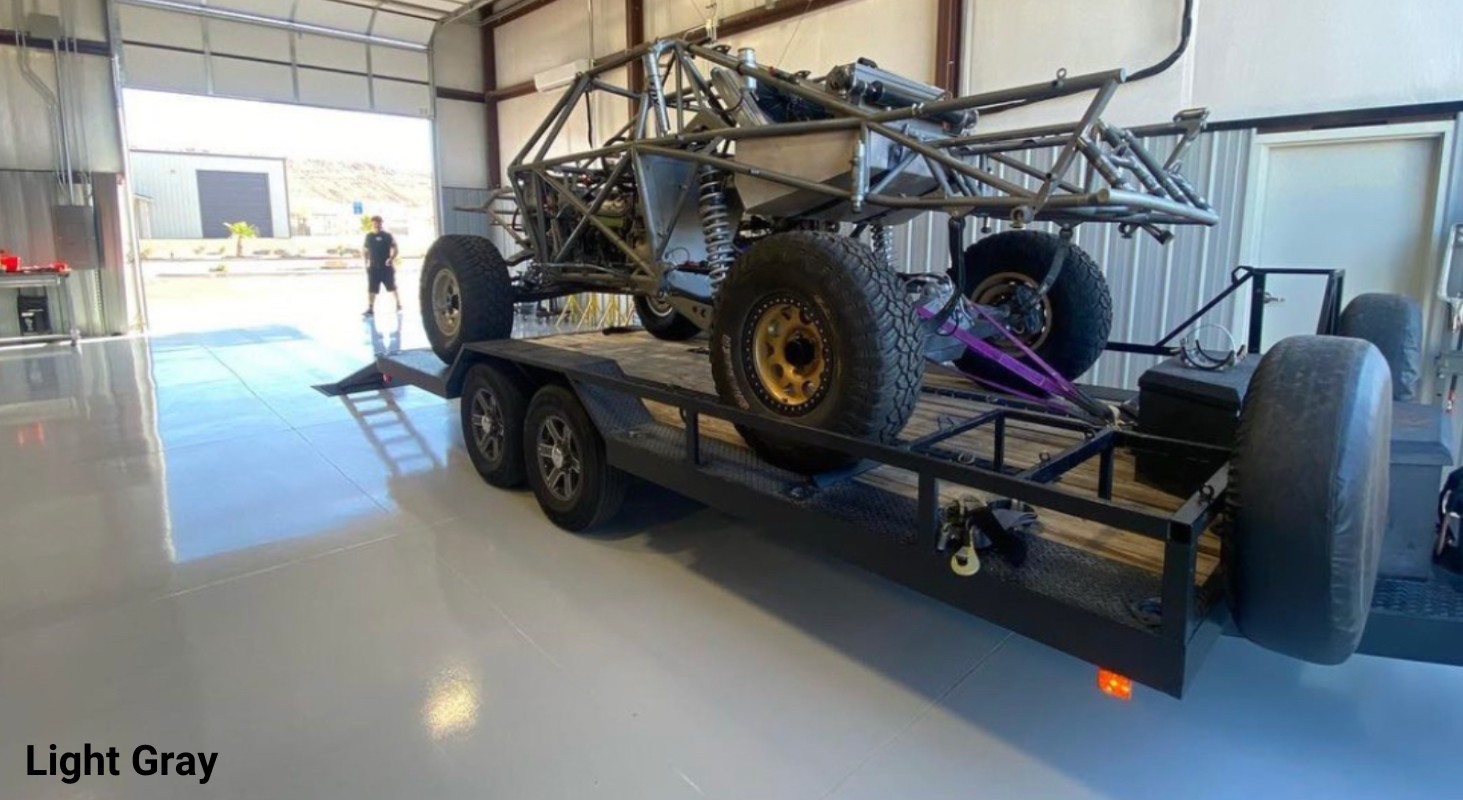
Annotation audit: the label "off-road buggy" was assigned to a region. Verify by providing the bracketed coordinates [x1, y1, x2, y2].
[421, 35, 1219, 475]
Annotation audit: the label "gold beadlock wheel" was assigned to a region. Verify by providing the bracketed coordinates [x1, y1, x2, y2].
[710, 231, 923, 476]
[745, 295, 832, 413]
[971, 271, 1053, 352]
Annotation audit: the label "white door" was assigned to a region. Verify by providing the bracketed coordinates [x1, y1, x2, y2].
[1239, 123, 1454, 357]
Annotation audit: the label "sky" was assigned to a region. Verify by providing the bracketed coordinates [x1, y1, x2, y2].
[123, 90, 436, 173]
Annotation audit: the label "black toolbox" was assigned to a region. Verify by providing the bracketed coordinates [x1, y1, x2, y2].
[1135, 356, 1257, 496]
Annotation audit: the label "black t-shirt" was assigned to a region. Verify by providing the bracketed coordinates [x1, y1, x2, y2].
[365, 231, 396, 268]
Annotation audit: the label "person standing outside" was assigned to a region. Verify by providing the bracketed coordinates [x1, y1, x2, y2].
[363, 215, 400, 317]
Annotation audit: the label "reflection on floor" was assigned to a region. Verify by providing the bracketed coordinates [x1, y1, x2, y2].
[1, 327, 1461, 800]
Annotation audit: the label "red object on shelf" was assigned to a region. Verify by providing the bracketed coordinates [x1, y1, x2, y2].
[0, 249, 68, 274]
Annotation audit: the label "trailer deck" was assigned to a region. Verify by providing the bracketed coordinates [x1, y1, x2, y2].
[372, 329, 1230, 697]
[546, 330, 1221, 580]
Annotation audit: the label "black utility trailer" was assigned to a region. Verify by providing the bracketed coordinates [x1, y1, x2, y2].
[357, 324, 1463, 699]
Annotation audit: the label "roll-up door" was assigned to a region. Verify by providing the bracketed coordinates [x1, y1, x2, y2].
[114, 0, 470, 118]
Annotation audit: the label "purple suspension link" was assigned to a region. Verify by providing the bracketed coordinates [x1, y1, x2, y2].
[917, 300, 1115, 423]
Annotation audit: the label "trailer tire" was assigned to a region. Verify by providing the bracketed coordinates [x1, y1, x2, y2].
[421, 235, 515, 364]
[1231, 335, 1391, 665]
[524, 385, 629, 532]
[634, 294, 703, 341]
[711, 231, 923, 475]
[461, 362, 533, 488]
[956, 231, 1112, 381]
[1337, 292, 1422, 401]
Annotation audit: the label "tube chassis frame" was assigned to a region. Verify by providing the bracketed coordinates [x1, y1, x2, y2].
[496, 38, 1217, 306]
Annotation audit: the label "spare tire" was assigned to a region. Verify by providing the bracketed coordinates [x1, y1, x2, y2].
[420, 235, 515, 364]
[710, 232, 923, 475]
[1231, 335, 1392, 664]
[1336, 292, 1422, 401]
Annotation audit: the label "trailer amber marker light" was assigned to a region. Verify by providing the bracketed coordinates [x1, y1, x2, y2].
[1097, 669, 1132, 700]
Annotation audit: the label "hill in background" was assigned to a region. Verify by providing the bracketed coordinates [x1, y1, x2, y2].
[286, 158, 434, 214]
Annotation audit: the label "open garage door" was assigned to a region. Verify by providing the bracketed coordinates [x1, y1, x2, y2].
[113, 0, 486, 117]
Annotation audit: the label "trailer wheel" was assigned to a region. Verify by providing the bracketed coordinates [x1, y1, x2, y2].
[711, 231, 923, 474]
[956, 231, 1112, 381]
[1337, 292, 1422, 401]
[1231, 335, 1392, 664]
[524, 385, 629, 531]
[634, 294, 703, 341]
[460, 362, 532, 488]
[421, 235, 515, 364]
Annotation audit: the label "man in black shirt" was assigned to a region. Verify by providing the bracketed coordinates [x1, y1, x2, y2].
[363, 215, 400, 317]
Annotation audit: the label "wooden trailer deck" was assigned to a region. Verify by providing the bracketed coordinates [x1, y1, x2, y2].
[538, 329, 1222, 584]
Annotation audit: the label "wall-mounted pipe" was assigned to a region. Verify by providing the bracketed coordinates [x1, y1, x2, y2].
[12, 0, 66, 194]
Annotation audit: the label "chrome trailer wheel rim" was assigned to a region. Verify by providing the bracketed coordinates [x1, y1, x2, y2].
[470, 387, 505, 464]
[535, 414, 582, 502]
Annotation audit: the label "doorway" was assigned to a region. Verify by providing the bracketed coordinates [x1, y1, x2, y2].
[1238, 122, 1455, 376]
[123, 90, 437, 348]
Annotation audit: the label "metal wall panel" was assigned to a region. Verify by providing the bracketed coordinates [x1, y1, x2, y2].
[440, 185, 520, 257]
[0, 48, 125, 172]
[888, 128, 1253, 389]
[436, 97, 489, 189]
[440, 186, 490, 236]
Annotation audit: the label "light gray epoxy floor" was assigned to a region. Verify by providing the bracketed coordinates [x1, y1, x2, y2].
[2, 325, 1461, 800]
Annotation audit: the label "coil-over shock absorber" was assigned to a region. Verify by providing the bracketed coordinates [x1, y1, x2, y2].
[871, 223, 896, 271]
[697, 165, 735, 295]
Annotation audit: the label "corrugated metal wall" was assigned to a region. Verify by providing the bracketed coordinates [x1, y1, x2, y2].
[441, 185, 522, 258]
[440, 186, 491, 236]
[888, 128, 1253, 388]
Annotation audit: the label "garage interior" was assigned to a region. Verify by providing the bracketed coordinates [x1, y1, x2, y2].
[3, 0, 1463, 797]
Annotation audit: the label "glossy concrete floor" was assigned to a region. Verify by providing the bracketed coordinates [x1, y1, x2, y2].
[3, 321, 1463, 800]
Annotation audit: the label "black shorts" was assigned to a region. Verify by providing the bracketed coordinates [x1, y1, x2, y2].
[368, 264, 396, 293]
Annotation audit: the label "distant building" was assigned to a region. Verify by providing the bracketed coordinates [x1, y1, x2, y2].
[129, 151, 290, 239]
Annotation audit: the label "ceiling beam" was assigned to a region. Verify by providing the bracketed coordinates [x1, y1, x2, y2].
[626, 0, 644, 92]
[934, 0, 964, 93]
[479, 0, 557, 28]
[0, 28, 111, 57]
